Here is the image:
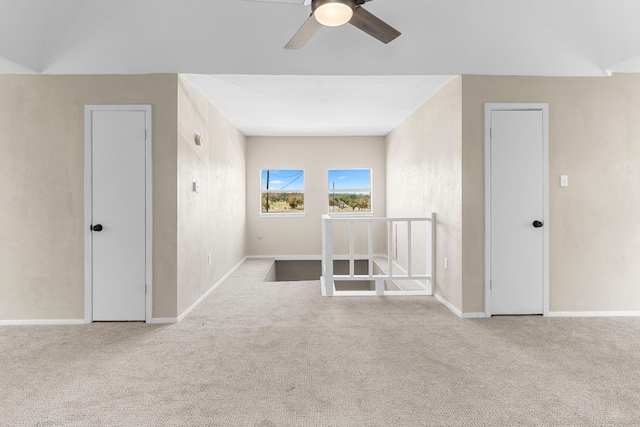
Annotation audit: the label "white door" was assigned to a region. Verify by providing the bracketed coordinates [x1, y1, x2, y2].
[90, 109, 147, 321]
[489, 109, 546, 315]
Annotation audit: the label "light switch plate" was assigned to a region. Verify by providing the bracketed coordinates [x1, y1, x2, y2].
[560, 175, 569, 187]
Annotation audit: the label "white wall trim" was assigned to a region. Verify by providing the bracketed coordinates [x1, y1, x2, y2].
[434, 293, 487, 318]
[461, 312, 488, 319]
[248, 254, 320, 261]
[148, 317, 179, 324]
[247, 254, 386, 261]
[331, 290, 431, 297]
[84, 105, 153, 324]
[0, 319, 87, 326]
[547, 311, 640, 318]
[434, 293, 462, 317]
[176, 256, 248, 322]
[484, 103, 550, 317]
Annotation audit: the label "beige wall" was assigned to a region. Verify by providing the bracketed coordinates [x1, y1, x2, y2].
[461, 73, 640, 312]
[176, 77, 247, 316]
[386, 78, 463, 309]
[246, 136, 386, 256]
[0, 74, 178, 320]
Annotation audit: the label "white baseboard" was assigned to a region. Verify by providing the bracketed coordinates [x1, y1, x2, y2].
[176, 256, 247, 322]
[434, 293, 487, 318]
[248, 254, 320, 261]
[547, 311, 640, 318]
[0, 319, 87, 326]
[247, 254, 384, 261]
[461, 311, 488, 319]
[148, 317, 178, 324]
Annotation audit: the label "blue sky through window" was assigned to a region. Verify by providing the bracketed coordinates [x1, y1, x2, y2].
[261, 170, 304, 191]
[328, 169, 371, 191]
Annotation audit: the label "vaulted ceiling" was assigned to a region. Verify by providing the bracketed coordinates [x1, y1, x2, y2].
[2, 0, 640, 135]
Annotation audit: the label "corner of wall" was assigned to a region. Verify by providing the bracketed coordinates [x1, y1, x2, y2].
[175, 77, 248, 317]
[460, 75, 487, 314]
[385, 76, 464, 313]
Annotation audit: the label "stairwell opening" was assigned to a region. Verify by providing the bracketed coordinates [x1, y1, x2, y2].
[264, 259, 375, 291]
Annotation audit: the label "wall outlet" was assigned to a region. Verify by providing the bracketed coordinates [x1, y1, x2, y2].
[257, 234, 263, 240]
[444, 257, 449, 270]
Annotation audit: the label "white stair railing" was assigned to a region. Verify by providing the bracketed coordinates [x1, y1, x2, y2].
[321, 214, 435, 297]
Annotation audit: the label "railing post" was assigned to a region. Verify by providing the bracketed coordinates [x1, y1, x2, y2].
[388, 220, 393, 279]
[324, 217, 334, 296]
[367, 221, 373, 277]
[349, 220, 355, 277]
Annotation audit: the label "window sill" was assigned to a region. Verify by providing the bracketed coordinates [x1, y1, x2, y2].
[259, 213, 307, 218]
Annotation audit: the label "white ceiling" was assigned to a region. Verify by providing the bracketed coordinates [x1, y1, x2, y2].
[182, 74, 457, 136]
[2, 0, 640, 135]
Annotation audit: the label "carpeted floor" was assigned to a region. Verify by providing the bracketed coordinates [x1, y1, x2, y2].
[1, 258, 640, 426]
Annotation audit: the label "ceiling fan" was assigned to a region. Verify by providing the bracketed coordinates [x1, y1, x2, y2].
[251, 0, 401, 49]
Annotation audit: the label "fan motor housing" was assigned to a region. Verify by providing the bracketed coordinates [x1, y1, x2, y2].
[312, 0, 356, 14]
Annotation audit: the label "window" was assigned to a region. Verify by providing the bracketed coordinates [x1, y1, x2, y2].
[261, 169, 305, 214]
[328, 169, 372, 213]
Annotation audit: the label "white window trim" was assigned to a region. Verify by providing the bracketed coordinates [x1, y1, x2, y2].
[259, 168, 306, 216]
[327, 168, 373, 215]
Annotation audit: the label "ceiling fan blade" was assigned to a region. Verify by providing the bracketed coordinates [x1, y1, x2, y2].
[349, 6, 401, 44]
[285, 14, 322, 49]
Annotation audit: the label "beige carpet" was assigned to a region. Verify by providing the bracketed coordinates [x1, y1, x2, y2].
[1, 258, 640, 426]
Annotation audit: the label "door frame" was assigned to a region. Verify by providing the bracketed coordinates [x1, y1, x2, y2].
[484, 103, 549, 317]
[84, 105, 152, 323]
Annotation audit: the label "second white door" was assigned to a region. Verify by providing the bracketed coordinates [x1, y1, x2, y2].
[489, 108, 545, 315]
[90, 108, 148, 321]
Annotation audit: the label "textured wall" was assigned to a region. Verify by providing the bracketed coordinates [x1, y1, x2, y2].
[461, 73, 640, 312]
[386, 78, 463, 310]
[0, 74, 178, 320]
[246, 136, 386, 257]
[177, 77, 247, 316]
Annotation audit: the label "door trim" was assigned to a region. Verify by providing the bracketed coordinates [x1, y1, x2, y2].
[84, 105, 153, 323]
[484, 103, 549, 317]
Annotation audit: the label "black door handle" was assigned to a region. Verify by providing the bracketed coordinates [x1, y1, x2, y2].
[91, 224, 103, 232]
[532, 220, 543, 228]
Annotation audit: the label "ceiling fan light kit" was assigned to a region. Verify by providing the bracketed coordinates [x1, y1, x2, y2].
[272, 0, 400, 49]
[312, 0, 355, 27]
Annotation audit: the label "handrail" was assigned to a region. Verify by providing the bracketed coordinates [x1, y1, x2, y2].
[321, 214, 435, 297]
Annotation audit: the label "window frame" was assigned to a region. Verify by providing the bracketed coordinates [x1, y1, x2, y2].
[327, 168, 373, 216]
[259, 169, 306, 218]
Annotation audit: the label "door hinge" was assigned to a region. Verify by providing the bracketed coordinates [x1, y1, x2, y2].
[490, 127, 492, 138]
[145, 283, 148, 294]
[145, 128, 148, 140]
[490, 280, 492, 290]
